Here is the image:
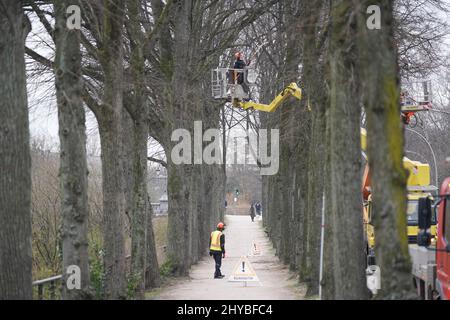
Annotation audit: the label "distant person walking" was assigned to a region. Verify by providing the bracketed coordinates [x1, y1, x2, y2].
[255, 202, 261, 216]
[250, 203, 256, 222]
[209, 222, 226, 279]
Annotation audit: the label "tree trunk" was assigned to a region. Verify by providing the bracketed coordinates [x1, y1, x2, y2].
[98, 113, 127, 299]
[0, 0, 32, 300]
[357, 0, 414, 299]
[299, 0, 328, 295]
[145, 203, 161, 289]
[279, 133, 291, 265]
[189, 164, 201, 264]
[129, 112, 158, 295]
[165, 0, 204, 276]
[97, 0, 127, 299]
[322, 116, 336, 299]
[166, 161, 192, 276]
[301, 111, 325, 294]
[54, 0, 92, 299]
[301, 0, 336, 299]
[202, 90, 225, 255]
[328, 0, 368, 300]
[126, 0, 161, 295]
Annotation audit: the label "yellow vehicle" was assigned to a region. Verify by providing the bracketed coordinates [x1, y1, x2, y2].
[364, 191, 437, 259]
[361, 128, 438, 265]
[406, 192, 437, 240]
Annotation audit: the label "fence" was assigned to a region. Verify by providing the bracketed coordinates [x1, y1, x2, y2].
[32, 275, 63, 300]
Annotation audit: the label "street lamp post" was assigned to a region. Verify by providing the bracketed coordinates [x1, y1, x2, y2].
[405, 128, 439, 187]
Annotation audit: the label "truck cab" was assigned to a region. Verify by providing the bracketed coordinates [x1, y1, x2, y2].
[364, 192, 437, 267]
[406, 192, 437, 244]
[410, 178, 450, 299]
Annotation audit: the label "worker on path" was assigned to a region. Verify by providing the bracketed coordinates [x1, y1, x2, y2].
[209, 222, 226, 279]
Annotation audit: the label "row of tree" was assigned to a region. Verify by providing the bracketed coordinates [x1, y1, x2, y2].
[0, 0, 284, 300]
[258, 0, 449, 299]
[1, 0, 448, 300]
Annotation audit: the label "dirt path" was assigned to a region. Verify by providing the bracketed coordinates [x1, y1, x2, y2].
[153, 215, 303, 300]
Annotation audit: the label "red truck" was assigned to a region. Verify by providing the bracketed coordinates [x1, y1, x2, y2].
[435, 177, 450, 299]
[410, 177, 450, 299]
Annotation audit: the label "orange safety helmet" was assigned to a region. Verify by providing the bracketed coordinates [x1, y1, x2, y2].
[217, 222, 225, 230]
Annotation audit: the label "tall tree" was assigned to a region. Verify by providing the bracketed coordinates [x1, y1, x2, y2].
[54, 0, 92, 299]
[299, 0, 329, 296]
[357, 0, 414, 299]
[93, 0, 127, 299]
[124, 0, 161, 296]
[0, 0, 32, 300]
[278, 0, 304, 271]
[328, 0, 368, 299]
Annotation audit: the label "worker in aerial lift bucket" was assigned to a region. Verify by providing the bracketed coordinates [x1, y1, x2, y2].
[209, 222, 226, 279]
[233, 52, 252, 98]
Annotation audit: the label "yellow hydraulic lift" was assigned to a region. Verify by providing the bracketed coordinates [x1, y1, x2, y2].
[235, 82, 302, 112]
[211, 67, 302, 112]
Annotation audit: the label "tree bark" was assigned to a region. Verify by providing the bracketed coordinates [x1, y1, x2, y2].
[357, 0, 414, 299]
[322, 115, 336, 299]
[328, 0, 368, 300]
[162, 0, 201, 276]
[166, 161, 192, 275]
[279, 5, 304, 267]
[96, 0, 127, 299]
[54, 0, 92, 299]
[126, 0, 161, 296]
[98, 113, 127, 299]
[0, 0, 32, 300]
[145, 202, 161, 289]
[298, 0, 329, 296]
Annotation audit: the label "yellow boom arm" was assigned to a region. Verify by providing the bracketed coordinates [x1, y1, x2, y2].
[360, 127, 431, 187]
[235, 82, 302, 113]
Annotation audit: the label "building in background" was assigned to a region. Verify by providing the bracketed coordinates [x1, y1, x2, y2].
[148, 165, 168, 215]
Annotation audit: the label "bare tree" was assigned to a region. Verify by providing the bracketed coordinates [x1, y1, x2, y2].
[357, 0, 415, 299]
[54, 0, 92, 299]
[0, 0, 33, 300]
[78, 0, 128, 299]
[328, 0, 368, 299]
[124, 0, 161, 296]
[299, 0, 329, 297]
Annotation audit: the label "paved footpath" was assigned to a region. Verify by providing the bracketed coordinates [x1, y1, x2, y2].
[154, 215, 303, 300]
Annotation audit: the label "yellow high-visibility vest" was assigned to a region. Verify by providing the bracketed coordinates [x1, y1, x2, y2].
[210, 231, 222, 251]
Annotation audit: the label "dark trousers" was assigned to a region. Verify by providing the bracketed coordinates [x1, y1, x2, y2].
[212, 251, 222, 277]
